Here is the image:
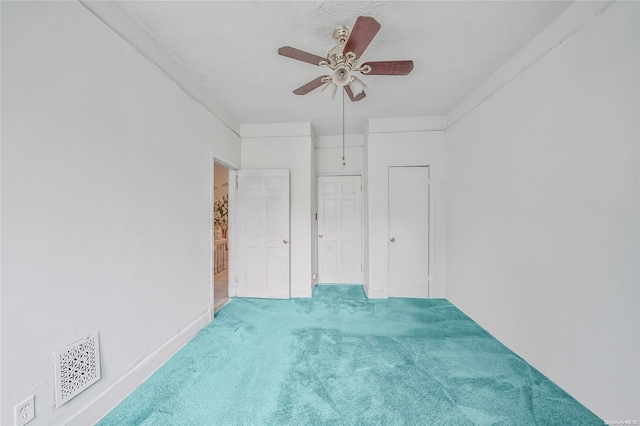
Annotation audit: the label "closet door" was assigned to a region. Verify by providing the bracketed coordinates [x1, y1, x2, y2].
[388, 166, 430, 298]
[317, 176, 362, 284]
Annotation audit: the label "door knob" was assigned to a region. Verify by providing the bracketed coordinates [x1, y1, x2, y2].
[390, 237, 395, 242]
[318, 234, 323, 238]
[283, 239, 288, 244]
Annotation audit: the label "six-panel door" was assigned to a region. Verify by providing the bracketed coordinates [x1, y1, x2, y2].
[317, 176, 362, 284]
[236, 169, 290, 299]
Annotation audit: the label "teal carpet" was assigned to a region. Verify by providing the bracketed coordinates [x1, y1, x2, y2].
[99, 285, 601, 425]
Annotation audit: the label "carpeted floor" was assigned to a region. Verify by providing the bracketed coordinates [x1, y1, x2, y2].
[99, 285, 601, 425]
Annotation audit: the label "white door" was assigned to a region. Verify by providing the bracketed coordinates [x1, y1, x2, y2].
[236, 170, 290, 299]
[317, 176, 362, 284]
[388, 166, 430, 298]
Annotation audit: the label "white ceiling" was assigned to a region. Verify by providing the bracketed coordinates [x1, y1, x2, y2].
[116, 1, 572, 136]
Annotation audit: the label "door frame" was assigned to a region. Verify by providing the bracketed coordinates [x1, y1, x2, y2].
[315, 173, 364, 286]
[227, 168, 237, 298]
[209, 159, 237, 322]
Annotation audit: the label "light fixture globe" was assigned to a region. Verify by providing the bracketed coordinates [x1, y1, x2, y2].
[331, 65, 351, 86]
[321, 81, 338, 99]
[349, 77, 367, 96]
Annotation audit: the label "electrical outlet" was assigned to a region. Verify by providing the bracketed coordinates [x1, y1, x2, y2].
[14, 395, 35, 426]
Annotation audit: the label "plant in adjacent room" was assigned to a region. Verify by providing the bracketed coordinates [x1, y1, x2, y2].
[214, 194, 228, 239]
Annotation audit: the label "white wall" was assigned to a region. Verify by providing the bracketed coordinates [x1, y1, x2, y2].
[315, 134, 364, 176]
[241, 124, 314, 297]
[1, 2, 240, 425]
[316, 147, 364, 175]
[446, 2, 639, 420]
[366, 127, 447, 298]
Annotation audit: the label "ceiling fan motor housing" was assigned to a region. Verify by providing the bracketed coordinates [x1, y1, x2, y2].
[333, 25, 350, 44]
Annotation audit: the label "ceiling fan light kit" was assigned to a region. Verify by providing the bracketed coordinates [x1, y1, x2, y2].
[278, 16, 414, 167]
[278, 16, 414, 101]
[321, 81, 338, 99]
[349, 77, 366, 96]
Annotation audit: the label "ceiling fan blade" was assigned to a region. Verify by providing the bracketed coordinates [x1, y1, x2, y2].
[293, 76, 328, 95]
[362, 60, 414, 76]
[278, 46, 326, 66]
[343, 16, 381, 59]
[344, 85, 366, 102]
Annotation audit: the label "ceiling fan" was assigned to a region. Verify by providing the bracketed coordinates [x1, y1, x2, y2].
[278, 16, 414, 101]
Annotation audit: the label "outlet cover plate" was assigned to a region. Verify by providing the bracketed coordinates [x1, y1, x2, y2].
[14, 395, 35, 426]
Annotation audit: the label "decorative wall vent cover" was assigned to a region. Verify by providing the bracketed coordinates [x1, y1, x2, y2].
[54, 332, 101, 408]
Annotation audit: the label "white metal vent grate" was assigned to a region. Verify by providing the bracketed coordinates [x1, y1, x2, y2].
[54, 332, 101, 408]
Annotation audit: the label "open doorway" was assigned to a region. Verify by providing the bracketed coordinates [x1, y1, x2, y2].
[213, 161, 230, 313]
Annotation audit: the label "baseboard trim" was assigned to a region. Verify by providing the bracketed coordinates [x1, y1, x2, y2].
[63, 311, 210, 426]
[365, 287, 384, 299]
